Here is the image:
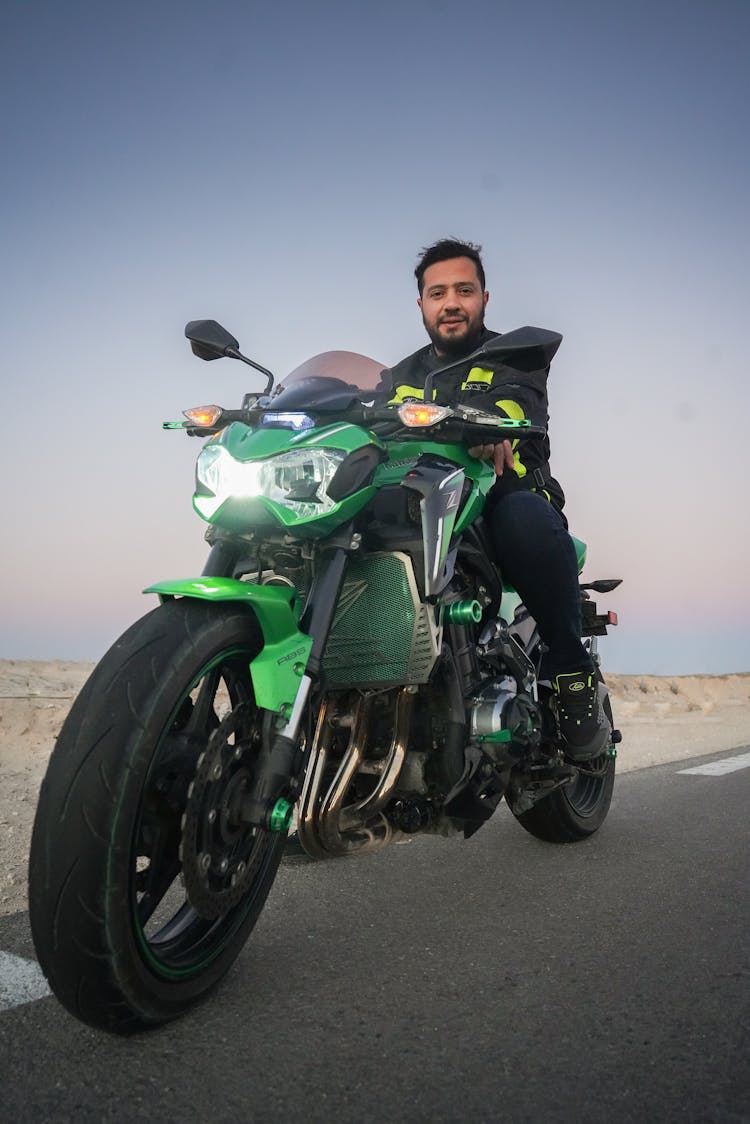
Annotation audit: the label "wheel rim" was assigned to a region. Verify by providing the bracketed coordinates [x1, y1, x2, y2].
[129, 647, 280, 979]
[562, 690, 615, 818]
[561, 755, 613, 817]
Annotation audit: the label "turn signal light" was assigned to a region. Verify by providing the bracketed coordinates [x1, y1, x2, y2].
[183, 405, 224, 427]
[607, 611, 618, 626]
[398, 403, 452, 428]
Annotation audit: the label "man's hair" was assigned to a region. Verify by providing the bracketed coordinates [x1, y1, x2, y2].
[415, 238, 486, 295]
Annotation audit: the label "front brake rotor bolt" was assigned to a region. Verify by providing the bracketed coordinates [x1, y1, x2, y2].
[210, 761, 223, 781]
[207, 809, 217, 824]
[219, 858, 229, 874]
[199, 852, 211, 872]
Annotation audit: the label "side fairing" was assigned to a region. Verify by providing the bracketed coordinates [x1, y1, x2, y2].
[373, 438, 495, 540]
[400, 457, 466, 597]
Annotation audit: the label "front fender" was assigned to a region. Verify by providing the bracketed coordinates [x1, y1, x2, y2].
[144, 578, 313, 713]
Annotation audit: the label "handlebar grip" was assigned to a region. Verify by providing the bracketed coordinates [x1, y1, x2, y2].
[493, 423, 547, 439]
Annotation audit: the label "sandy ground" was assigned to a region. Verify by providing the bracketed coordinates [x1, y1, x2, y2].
[1, 661, 749, 917]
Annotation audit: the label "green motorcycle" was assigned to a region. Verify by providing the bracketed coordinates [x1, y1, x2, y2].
[29, 320, 621, 1033]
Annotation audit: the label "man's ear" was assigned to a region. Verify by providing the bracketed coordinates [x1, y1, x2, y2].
[417, 297, 423, 312]
[483, 290, 489, 310]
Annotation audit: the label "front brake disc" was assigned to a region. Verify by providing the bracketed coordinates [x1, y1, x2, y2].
[180, 703, 267, 919]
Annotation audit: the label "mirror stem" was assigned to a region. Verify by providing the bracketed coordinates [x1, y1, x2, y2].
[225, 347, 275, 394]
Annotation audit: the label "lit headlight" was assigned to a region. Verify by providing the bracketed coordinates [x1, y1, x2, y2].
[260, 412, 315, 431]
[195, 445, 346, 519]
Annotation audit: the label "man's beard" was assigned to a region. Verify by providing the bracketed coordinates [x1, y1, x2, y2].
[424, 315, 485, 358]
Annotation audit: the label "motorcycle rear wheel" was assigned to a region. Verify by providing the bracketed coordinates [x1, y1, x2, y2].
[508, 695, 616, 843]
[29, 599, 285, 1034]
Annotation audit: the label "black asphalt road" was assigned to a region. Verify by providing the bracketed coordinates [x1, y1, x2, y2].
[1, 748, 749, 1124]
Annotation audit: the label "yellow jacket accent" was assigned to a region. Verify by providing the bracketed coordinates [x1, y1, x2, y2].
[495, 398, 527, 478]
[388, 384, 433, 405]
[460, 366, 494, 390]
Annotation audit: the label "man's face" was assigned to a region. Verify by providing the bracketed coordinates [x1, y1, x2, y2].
[418, 257, 489, 356]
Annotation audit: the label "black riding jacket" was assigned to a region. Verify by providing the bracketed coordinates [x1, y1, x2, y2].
[383, 327, 566, 512]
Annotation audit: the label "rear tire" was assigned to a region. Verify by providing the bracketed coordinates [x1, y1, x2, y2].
[508, 692, 616, 843]
[29, 598, 285, 1033]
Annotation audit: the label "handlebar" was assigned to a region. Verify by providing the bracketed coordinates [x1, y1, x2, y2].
[169, 401, 546, 445]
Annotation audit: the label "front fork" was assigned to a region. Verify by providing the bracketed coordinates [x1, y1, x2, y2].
[233, 543, 352, 831]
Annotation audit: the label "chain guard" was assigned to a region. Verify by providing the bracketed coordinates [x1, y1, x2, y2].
[180, 702, 268, 920]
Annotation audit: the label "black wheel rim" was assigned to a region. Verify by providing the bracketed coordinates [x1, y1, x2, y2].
[561, 756, 612, 817]
[562, 689, 615, 818]
[130, 647, 280, 979]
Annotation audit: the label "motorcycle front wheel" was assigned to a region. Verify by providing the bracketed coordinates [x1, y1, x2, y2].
[29, 598, 285, 1034]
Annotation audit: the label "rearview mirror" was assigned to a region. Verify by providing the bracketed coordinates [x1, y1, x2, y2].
[185, 320, 240, 361]
[420, 326, 563, 403]
[470, 326, 563, 371]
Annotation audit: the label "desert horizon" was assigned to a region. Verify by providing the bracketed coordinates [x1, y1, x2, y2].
[2, 660, 749, 918]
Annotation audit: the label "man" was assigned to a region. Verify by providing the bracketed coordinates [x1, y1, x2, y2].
[383, 238, 609, 761]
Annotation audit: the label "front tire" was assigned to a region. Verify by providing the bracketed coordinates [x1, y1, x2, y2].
[29, 598, 285, 1033]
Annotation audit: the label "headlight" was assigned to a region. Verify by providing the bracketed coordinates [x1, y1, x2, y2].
[196, 445, 346, 519]
[260, 411, 315, 431]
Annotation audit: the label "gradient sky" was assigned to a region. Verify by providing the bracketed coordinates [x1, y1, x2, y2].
[2, 0, 748, 673]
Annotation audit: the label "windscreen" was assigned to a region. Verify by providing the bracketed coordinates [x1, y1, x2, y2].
[279, 350, 387, 393]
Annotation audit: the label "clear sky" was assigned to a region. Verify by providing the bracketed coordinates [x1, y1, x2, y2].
[2, 0, 748, 673]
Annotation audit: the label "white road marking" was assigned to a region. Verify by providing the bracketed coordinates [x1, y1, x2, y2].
[0, 950, 50, 1011]
[677, 750, 750, 777]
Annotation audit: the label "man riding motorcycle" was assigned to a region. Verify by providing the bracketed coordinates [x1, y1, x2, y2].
[381, 237, 609, 761]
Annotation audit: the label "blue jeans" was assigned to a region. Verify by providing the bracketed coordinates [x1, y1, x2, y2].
[487, 490, 592, 679]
